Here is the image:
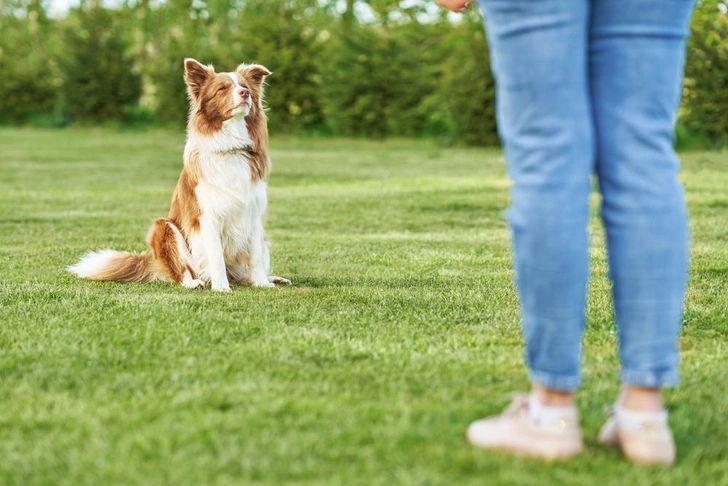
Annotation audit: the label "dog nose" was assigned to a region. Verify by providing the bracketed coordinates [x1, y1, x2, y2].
[239, 87, 250, 99]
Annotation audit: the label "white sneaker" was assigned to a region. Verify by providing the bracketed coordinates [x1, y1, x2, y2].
[598, 406, 676, 466]
[466, 394, 583, 460]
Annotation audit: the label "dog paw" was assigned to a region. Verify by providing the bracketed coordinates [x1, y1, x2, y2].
[212, 284, 232, 292]
[268, 276, 292, 286]
[183, 278, 205, 289]
[252, 281, 275, 288]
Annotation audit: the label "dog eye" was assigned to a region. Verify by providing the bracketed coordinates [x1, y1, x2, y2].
[217, 86, 228, 92]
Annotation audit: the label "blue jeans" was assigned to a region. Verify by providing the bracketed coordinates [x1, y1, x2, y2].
[476, 0, 694, 391]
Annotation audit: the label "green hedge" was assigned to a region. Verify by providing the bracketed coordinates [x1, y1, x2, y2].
[682, 0, 728, 146]
[0, 1, 725, 147]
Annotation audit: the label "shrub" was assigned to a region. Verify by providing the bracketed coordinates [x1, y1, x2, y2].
[58, 6, 142, 123]
[682, 0, 728, 146]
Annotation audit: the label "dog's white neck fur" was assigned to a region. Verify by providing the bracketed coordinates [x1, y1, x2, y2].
[186, 115, 253, 159]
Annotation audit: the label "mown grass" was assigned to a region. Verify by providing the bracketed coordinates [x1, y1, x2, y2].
[0, 127, 726, 485]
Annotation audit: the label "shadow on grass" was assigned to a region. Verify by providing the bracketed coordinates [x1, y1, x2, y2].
[291, 274, 487, 290]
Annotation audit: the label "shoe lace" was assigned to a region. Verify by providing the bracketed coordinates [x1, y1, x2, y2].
[503, 393, 531, 417]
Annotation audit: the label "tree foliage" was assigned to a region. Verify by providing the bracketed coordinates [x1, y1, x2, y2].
[319, 22, 443, 138]
[0, 0, 726, 146]
[683, 0, 728, 145]
[58, 5, 142, 122]
[0, 0, 56, 123]
[438, 12, 498, 146]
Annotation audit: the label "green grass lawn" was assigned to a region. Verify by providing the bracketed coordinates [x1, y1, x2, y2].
[1, 127, 726, 485]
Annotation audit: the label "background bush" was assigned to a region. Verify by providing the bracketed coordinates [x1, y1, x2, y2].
[0, 5, 57, 124]
[58, 6, 142, 123]
[682, 0, 728, 146]
[0, 0, 725, 146]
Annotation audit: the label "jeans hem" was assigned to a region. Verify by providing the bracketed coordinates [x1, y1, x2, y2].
[529, 369, 580, 392]
[620, 369, 680, 388]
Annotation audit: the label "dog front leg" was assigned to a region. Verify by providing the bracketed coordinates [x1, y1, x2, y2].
[200, 218, 230, 292]
[262, 240, 291, 286]
[248, 225, 275, 288]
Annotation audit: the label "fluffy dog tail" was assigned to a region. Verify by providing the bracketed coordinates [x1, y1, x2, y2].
[67, 250, 162, 282]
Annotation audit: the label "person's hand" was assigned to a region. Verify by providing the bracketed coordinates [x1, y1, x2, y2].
[436, 0, 470, 13]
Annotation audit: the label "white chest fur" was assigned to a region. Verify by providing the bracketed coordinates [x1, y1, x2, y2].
[185, 118, 269, 285]
[187, 116, 265, 223]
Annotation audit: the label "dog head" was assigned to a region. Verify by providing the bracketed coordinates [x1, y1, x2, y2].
[184, 58, 271, 135]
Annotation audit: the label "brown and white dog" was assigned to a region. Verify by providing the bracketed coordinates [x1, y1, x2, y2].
[68, 58, 290, 291]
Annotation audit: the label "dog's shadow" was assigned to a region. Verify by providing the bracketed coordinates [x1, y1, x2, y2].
[288, 275, 463, 290]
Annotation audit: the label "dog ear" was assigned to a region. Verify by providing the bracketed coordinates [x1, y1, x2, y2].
[184, 58, 214, 100]
[237, 64, 271, 86]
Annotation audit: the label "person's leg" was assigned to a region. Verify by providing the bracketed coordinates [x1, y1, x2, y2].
[479, 0, 594, 396]
[466, 0, 592, 459]
[589, 0, 695, 465]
